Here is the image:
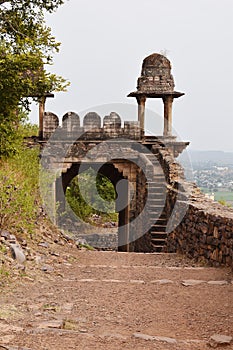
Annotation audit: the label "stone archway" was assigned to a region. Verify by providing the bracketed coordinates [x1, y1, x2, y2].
[55, 161, 133, 251]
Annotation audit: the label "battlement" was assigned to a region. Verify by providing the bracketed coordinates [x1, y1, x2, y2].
[43, 111, 141, 141]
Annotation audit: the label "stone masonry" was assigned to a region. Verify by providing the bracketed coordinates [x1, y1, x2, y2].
[159, 148, 233, 268]
[40, 53, 233, 267]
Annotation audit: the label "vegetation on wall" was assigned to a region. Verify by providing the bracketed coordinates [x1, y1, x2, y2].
[0, 122, 40, 235]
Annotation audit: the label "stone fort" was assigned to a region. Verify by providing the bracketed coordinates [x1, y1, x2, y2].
[40, 53, 233, 267]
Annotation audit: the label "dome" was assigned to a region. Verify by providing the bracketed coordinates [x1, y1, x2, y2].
[137, 53, 175, 94]
[142, 53, 171, 70]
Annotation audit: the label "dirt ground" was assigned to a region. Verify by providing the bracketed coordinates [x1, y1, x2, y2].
[0, 242, 233, 350]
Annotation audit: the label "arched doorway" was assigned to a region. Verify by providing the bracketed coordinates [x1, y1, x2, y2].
[55, 161, 131, 251]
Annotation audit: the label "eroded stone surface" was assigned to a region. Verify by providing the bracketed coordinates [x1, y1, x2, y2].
[209, 334, 233, 347]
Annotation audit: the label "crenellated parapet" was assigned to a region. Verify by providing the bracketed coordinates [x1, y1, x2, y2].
[43, 111, 141, 141]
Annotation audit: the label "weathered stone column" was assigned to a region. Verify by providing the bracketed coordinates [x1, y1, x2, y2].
[39, 97, 46, 140]
[117, 178, 130, 252]
[136, 95, 146, 134]
[163, 95, 173, 136]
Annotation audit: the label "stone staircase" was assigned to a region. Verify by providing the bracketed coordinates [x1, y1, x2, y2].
[146, 152, 168, 252]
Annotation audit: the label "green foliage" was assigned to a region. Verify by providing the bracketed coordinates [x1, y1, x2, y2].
[0, 267, 9, 277]
[218, 199, 232, 208]
[0, 129, 40, 234]
[0, 110, 39, 158]
[0, 0, 69, 158]
[66, 169, 118, 224]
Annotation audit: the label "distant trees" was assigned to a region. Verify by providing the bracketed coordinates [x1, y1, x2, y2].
[0, 0, 69, 157]
[66, 169, 118, 224]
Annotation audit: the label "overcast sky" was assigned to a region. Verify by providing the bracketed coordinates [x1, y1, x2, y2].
[30, 0, 233, 152]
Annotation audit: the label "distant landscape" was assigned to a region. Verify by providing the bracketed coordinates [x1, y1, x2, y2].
[179, 150, 233, 168]
[179, 150, 233, 207]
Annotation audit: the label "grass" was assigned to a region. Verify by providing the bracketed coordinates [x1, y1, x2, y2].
[0, 267, 10, 277]
[0, 141, 40, 236]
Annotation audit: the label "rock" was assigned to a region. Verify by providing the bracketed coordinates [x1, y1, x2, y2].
[76, 238, 88, 247]
[50, 251, 60, 257]
[10, 244, 26, 264]
[133, 333, 177, 344]
[1, 346, 32, 350]
[13, 264, 25, 271]
[154, 336, 177, 344]
[100, 332, 127, 340]
[41, 265, 54, 273]
[0, 230, 10, 240]
[151, 279, 173, 284]
[38, 242, 49, 248]
[8, 235, 17, 244]
[129, 280, 145, 284]
[209, 334, 232, 347]
[34, 255, 43, 264]
[0, 323, 23, 333]
[5, 346, 30, 350]
[207, 280, 228, 285]
[20, 240, 27, 247]
[133, 333, 154, 341]
[79, 328, 88, 333]
[37, 320, 64, 329]
[181, 279, 205, 286]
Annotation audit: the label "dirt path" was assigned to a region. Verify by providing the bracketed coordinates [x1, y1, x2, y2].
[0, 248, 233, 350]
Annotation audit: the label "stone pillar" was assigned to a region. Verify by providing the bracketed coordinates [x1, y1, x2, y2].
[163, 95, 173, 136]
[39, 97, 46, 140]
[117, 179, 130, 252]
[136, 95, 146, 135]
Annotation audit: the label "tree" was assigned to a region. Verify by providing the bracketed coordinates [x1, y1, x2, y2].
[0, 0, 69, 157]
[66, 169, 118, 224]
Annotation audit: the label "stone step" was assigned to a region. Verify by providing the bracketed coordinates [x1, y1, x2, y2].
[148, 189, 166, 196]
[148, 197, 165, 201]
[148, 205, 165, 210]
[149, 212, 167, 218]
[151, 232, 167, 239]
[150, 218, 168, 225]
[149, 179, 165, 182]
[151, 245, 164, 253]
[151, 176, 165, 180]
[148, 189, 166, 194]
[147, 190, 166, 197]
[148, 196, 166, 202]
[151, 238, 166, 246]
[147, 197, 166, 206]
[148, 181, 167, 188]
[150, 225, 167, 232]
[144, 152, 159, 157]
[149, 208, 167, 213]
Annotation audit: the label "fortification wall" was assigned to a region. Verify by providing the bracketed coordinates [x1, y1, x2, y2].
[42, 110, 233, 263]
[43, 111, 141, 140]
[159, 148, 233, 267]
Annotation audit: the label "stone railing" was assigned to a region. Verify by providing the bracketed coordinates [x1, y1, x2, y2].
[157, 148, 233, 267]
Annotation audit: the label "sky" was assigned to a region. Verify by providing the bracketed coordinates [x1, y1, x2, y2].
[30, 0, 233, 152]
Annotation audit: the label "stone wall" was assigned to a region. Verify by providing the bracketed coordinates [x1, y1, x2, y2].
[159, 148, 233, 267]
[43, 111, 141, 141]
[42, 110, 233, 263]
[76, 233, 118, 251]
